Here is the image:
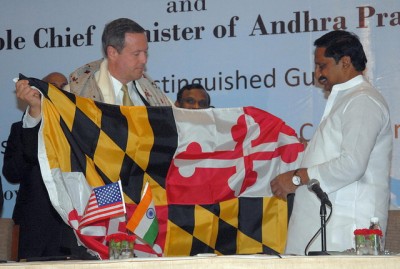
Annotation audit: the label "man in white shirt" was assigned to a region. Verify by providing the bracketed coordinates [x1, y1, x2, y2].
[15, 18, 171, 127]
[270, 30, 392, 255]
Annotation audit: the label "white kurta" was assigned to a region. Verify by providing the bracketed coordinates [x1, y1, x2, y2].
[285, 75, 392, 255]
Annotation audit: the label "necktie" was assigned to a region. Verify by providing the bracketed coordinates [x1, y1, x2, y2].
[121, 84, 134, 106]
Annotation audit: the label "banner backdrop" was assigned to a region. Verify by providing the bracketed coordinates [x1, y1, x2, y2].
[1, 0, 400, 219]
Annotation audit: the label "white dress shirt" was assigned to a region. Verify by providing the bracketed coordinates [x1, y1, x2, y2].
[110, 76, 145, 106]
[286, 75, 392, 255]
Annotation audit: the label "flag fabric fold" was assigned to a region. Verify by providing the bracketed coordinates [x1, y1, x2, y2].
[126, 182, 159, 246]
[26, 74, 304, 259]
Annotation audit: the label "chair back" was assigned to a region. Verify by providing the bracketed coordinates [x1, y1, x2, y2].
[0, 218, 18, 261]
[385, 210, 400, 253]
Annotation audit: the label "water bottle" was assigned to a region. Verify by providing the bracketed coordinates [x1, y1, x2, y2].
[369, 217, 384, 253]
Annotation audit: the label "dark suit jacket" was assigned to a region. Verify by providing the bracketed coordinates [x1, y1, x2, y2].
[2, 121, 72, 259]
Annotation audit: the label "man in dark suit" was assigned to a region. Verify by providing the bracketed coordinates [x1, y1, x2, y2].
[2, 73, 87, 260]
[3, 121, 70, 259]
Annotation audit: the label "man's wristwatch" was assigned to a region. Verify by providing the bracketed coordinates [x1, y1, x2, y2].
[292, 169, 302, 186]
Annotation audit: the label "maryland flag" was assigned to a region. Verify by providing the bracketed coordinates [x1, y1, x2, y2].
[25, 75, 304, 259]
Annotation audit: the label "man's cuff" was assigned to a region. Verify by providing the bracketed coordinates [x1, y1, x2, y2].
[22, 107, 41, 128]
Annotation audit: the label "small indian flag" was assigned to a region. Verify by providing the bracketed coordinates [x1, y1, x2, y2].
[126, 182, 159, 246]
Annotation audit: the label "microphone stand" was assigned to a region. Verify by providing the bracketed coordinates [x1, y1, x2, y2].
[308, 201, 330, 256]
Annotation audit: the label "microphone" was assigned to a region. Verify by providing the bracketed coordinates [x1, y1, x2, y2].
[307, 179, 332, 207]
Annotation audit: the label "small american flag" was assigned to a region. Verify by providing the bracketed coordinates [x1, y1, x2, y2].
[79, 181, 126, 228]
